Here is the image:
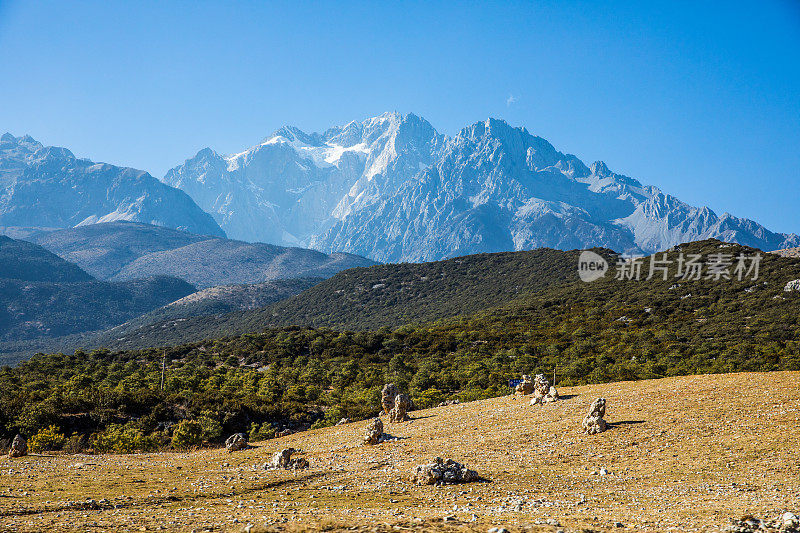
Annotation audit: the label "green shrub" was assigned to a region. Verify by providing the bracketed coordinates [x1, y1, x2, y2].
[63, 434, 88, 454]
[171, 420, 204, 450]
[91, 423, 159, 453]
[412, 388, 446, 409]
[29, 425, 66, 453]
[197, 411, 222, 442]
[309, 406, 344, 430]
[248, 422, 276, 441]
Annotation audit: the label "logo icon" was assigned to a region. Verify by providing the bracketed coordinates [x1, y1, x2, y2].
[578, 250, 608, 282]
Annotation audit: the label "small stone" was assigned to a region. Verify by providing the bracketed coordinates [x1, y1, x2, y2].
[8, 434, 27, 458]
[582, 398, 608, 435]
[363, 418, 386, 445]
[389, 393, 411, 423]
[381, 383, 400, 415]
[515, 375, 534, 395]
[225, 433, 248, 452]
[266, 448, 309, 470]
[437, 399, 461, 407]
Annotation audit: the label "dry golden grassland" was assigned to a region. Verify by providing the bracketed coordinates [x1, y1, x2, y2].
[1, 371, 799, 532]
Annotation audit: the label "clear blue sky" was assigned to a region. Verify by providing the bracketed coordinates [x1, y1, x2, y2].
[1, 0, 798, 234]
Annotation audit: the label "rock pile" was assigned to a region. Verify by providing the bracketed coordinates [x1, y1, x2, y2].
[363, 417, 387, 445]
[412, 457, 480, 485]
[530, 374, 559, 405]
[727, 512, 800, 532]
[265, 448, 309, 470]
[381, 383, 400, 415]
[514, 375, 534, 395]
[225, 433, 248, 452]
[8, 434, 27, 458]
[582, 398, 608, 435]
[389, 393, 412, 423]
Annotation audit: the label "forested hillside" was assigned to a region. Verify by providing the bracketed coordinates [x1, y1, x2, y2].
[82, 247, 603, 351]
[2, 240, 798, 453]
[0, 236, 196, 363]
[0, 236, 92, 283]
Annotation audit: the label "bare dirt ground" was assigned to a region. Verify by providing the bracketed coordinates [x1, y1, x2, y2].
[1, 371, 799, 532]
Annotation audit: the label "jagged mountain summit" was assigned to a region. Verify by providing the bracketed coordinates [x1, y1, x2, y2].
[0, 133, 225, 238]
[166, 113, 798, 262]
[164, 113, 443, 248]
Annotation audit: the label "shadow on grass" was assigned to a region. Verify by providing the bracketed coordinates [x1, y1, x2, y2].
[608, 420, 645, 428]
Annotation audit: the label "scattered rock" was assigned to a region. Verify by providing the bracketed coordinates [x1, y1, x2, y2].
[225, 433, 248, 452]
[265, 448, 309, 470]
[363, 417, 387, 445]
[784, 513, 800, 528]
[515, 375, 534, 395]
[276, 429, 294, 438]
[437, 399, 460, 407]
[389, 393, 412, 423]
[412, 457, 480, 485]
[381, 383, 400, 415]
[63, 498, 114, 510]
[582, 397, 608, 435]
[9, 434, 27, 458]
[785, 279, 800, 292]
[530, 374, 559, 405]
[727, 512, 800, 532]
[336, 418, 350, 425]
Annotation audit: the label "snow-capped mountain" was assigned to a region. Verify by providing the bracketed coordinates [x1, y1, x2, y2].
[164, 113, 799, 261]
[0, 133, 224, 237]
[163, 113, 444, 247]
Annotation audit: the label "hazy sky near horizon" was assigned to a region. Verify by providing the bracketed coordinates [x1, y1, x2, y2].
[0, 0, 798, 234]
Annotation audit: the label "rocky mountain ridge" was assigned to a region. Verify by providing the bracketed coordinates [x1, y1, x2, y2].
[0, 133, 225, 238]
[164, 113, 799, 262]
[4, 221, 375, 288]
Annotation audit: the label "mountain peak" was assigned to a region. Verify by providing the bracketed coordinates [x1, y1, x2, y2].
[590, 161, 611, 176]
[0, 135, 225, 238]
[162, 114, 800, 259]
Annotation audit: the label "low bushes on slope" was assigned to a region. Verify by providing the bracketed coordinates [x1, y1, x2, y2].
[1, 240, 798, 452]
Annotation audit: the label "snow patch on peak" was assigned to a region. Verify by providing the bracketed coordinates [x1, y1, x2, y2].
[163, 112, 800, 258]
